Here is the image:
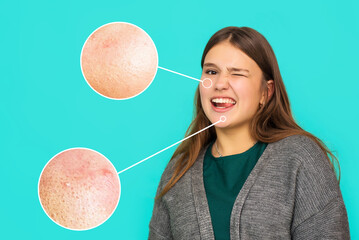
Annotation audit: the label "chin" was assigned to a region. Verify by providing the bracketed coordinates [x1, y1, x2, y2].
[214, 122, 229, 129]
[206, 114, 226, 126]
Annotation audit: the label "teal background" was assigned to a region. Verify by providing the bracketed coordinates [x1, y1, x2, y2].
[1, 0, 358, 239]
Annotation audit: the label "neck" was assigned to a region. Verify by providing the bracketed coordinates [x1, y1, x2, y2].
[212, 123, 257, 157]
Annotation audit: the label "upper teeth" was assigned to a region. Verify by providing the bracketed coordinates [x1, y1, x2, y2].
[211, 98, 236, 104]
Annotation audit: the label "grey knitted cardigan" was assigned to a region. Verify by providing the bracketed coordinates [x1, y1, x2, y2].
[149, 135, 350, 239]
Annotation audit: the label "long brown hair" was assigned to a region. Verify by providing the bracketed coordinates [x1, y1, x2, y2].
[157, 26, 340, 199]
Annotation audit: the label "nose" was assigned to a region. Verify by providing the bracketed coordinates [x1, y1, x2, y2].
[214, 74, 229, 91]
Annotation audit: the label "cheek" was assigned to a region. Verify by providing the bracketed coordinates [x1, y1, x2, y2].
[199, 85, 210, 108]
[232, 81, 259, 104]
[39, 149, 120, 230]
[81, 23, 158, 99]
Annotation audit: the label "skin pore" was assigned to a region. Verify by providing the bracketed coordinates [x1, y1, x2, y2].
[199, 40, 274, 157]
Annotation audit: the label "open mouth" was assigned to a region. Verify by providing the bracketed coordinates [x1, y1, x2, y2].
[211, 97, 236, 109]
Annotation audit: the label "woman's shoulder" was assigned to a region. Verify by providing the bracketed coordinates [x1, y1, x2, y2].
[157, 153, 184, 188]
[159, 142, 210, 181]
[264, 134, 338, 181]
[269, 134, 328, 163]
[269, 134, 338, 183]
[271, 134, 321, 151]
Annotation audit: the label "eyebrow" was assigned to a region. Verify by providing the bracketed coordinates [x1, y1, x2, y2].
[203, 63, 250, 73]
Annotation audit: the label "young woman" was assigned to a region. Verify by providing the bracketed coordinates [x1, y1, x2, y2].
[148, 27, 350, 239]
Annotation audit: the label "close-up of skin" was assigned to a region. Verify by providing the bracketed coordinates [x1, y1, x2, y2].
[81, 22, 158, 99]
[200, 40, 274, 130]
[38, 148, 120, 230]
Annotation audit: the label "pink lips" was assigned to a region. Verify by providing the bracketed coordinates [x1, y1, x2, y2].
[210, 96, 236, 113]
[211, 102, 235, 112]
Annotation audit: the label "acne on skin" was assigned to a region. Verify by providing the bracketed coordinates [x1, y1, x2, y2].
[81, 23, 158, 99]
[39, 149, 120, 230]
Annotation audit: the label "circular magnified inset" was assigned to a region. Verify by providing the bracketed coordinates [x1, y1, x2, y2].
[201, 78, 212, 88]
[38, 148, 121, 230]
[81, 22, 158, 100]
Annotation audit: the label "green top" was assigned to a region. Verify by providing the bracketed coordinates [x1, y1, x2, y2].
[203, 140, 268, 240]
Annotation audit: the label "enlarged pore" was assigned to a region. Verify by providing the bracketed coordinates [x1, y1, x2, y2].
[39, 148, 120, 230]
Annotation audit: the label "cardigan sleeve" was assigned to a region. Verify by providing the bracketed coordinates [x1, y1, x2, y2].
[292, 196, 350, 239]
[148, 179, 174, 240]
[148, 156, 179, 240]
[290, 136, 350, 239]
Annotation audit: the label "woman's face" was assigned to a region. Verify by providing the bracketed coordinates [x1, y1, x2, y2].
[200, 40, 266, 129]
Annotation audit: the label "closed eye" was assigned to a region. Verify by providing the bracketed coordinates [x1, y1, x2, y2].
[233, 74, 245, 77]
[205, 70, 246, 77]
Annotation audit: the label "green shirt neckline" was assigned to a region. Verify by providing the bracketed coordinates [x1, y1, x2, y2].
[208, 140, 262, 161]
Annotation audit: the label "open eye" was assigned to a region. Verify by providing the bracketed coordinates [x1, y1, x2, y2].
[205, 70, 217, 75]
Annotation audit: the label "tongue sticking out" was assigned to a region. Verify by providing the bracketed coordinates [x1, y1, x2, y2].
[214, 102, 234, 108]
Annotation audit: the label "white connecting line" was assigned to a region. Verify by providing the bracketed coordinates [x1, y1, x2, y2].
[117, 117, 225, 175]
[158, 66, 203, 82]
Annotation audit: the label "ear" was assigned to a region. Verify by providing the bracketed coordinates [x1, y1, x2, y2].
[260, 80, 274, 104]
[267, 80, 274, 100]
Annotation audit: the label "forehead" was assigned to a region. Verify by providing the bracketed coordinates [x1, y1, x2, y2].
[204, 40, 261, 74]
